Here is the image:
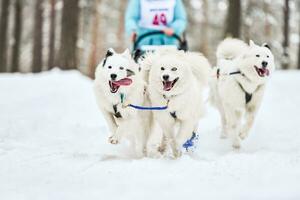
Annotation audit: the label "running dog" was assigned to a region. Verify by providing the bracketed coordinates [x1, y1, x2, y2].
[94, 49, 151, 158]
[210, 38, 275, 148]
[142, 50, 211, 158]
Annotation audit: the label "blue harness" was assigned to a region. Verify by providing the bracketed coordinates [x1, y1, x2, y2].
[120, 93, 168, 111]
[120, 93, 199, 151]
[182, 132, 199, 152]
[127, 104, 168, 111]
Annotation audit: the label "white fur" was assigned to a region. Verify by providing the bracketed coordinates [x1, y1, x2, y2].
[94, 49, 151, 158]
[211, 38, 275, 149]
[143, 50, 211, 158]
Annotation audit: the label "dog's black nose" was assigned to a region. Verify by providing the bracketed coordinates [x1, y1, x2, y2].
[162, 75, 169, 81]
[262, 61, 268, 68]
[110, 74, 117, 80]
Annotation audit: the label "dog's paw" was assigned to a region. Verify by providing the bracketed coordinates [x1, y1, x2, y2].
[135, 152, 145, 159]
[239, 132, 248, 140]
[158, 145, 166, 154]
[147, 151, 162, 159]
[220, 133, 228, 139]
[232, 138, 241, 149]
[173, 149, 182, 158]
[108, 136, 119, 144]
[232, 143, 241, 149]
[146, 145, 163, 158]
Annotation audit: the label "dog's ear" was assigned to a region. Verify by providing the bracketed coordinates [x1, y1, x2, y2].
[102, 48, 115, 67]
[249, 40, 256, 48]
[126, 69, 135, 77]
[133, 49, 142, 63]
[122, 48, 131, 59]
[106, 48, 115, 57]
[262, 43, 271, 50]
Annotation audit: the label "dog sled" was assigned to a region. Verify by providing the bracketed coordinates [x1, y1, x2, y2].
[132, 30, 188, 62]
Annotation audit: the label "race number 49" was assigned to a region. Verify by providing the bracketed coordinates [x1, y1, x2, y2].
[152, 13, 167, 26]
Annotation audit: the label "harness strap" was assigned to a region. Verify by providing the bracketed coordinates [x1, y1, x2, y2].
[120, 93, 169, 111]
[113, 104, 122, 118]
[216, 68, 242, 79]
[128, 104, 168, 110]
[216, 69, 251, 104]
[170, 112, 177, 119]
[245, 92, 253, 104]
[217, 68, 220, 79]
[238, 83, 253, 104]
[229, 71, 242, 75]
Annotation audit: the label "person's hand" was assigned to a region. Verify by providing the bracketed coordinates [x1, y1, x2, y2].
[163, 28, 174, 36]
[131, 32, 137, 42]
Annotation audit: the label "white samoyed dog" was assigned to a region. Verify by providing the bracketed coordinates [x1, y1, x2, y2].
[142, 50, 211, 158]
[210, 38, 275, 148]
[94, 49, 151, 158]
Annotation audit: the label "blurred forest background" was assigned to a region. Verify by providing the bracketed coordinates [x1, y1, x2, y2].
[0, 0, 299, 78]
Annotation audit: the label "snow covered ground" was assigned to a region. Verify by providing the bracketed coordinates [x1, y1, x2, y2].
[1, 69, 300, 200]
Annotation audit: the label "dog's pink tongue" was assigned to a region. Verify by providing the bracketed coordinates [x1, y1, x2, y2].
[113, 78, 132, 86]
[163, 82, 172, 91]
[265, 69, 270, 76]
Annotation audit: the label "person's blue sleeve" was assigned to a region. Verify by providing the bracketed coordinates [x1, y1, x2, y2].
[170, 0, 187, 35]
[125, 0, 140, 36]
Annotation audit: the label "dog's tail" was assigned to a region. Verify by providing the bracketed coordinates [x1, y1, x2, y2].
[216, 38, 248, 62]
[185, 52, 211, 87]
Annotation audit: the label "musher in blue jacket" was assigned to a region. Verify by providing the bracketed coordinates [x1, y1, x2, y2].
[125, 0, 187, 48]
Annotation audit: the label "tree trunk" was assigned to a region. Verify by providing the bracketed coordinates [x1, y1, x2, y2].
[263, 1, 272, 39]
[32, 0, 44, 73]
[116, 0, 127, 52]
[0, 0, 10, 72]
[11, 0, 22, 73]
[48, 0, 56, 70]
[199, 0, 209, 56]
[58, 0, 80, 70]
[224, 0, 241, 38]
[88, 0, 101, 79]
[298, 1, 300, 69]
[243, 0, 254, 42]
[282, 0, 290, 70]
[298, 25, 300, 69]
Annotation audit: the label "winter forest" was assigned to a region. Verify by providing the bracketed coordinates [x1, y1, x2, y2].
[2, 1, 300, 198]
[0, 0, 299, 78]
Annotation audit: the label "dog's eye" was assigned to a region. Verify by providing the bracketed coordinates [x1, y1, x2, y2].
[256, 55, 260, 58]
[267, 55, 270, 58]
[108, 66, 112, 69]
[119, 67, 124, 70]
[171, 67, 177, 71]
[161, 67, 165, 71]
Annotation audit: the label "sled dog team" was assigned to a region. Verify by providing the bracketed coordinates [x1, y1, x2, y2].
[94, 38, 275, 158]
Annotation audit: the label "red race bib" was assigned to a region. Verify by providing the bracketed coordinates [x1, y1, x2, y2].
[139, 0, 176, 30]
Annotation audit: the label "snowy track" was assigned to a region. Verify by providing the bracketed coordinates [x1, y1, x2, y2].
[1, 70, 300, 200]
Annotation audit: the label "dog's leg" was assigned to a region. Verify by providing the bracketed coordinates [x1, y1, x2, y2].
[109, 118, 132, 145]
[134, 120, 148, 158]
[224, 106, 242, 149]
[158, 135, 168, 154]
[156, 112, 176, 157]
[101, 111, 119, 144]
[109, 124, 122, 145]
[147, 120, 165, 158]
[107, 104, 137, 144]
[240, 86, 265, 140]
[240, 108, 256, 140]
[220, 112, 228, 139]
[219, 102, 228, 139]
[216, 87, 228, 139]
[177, 120, 196, 151]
